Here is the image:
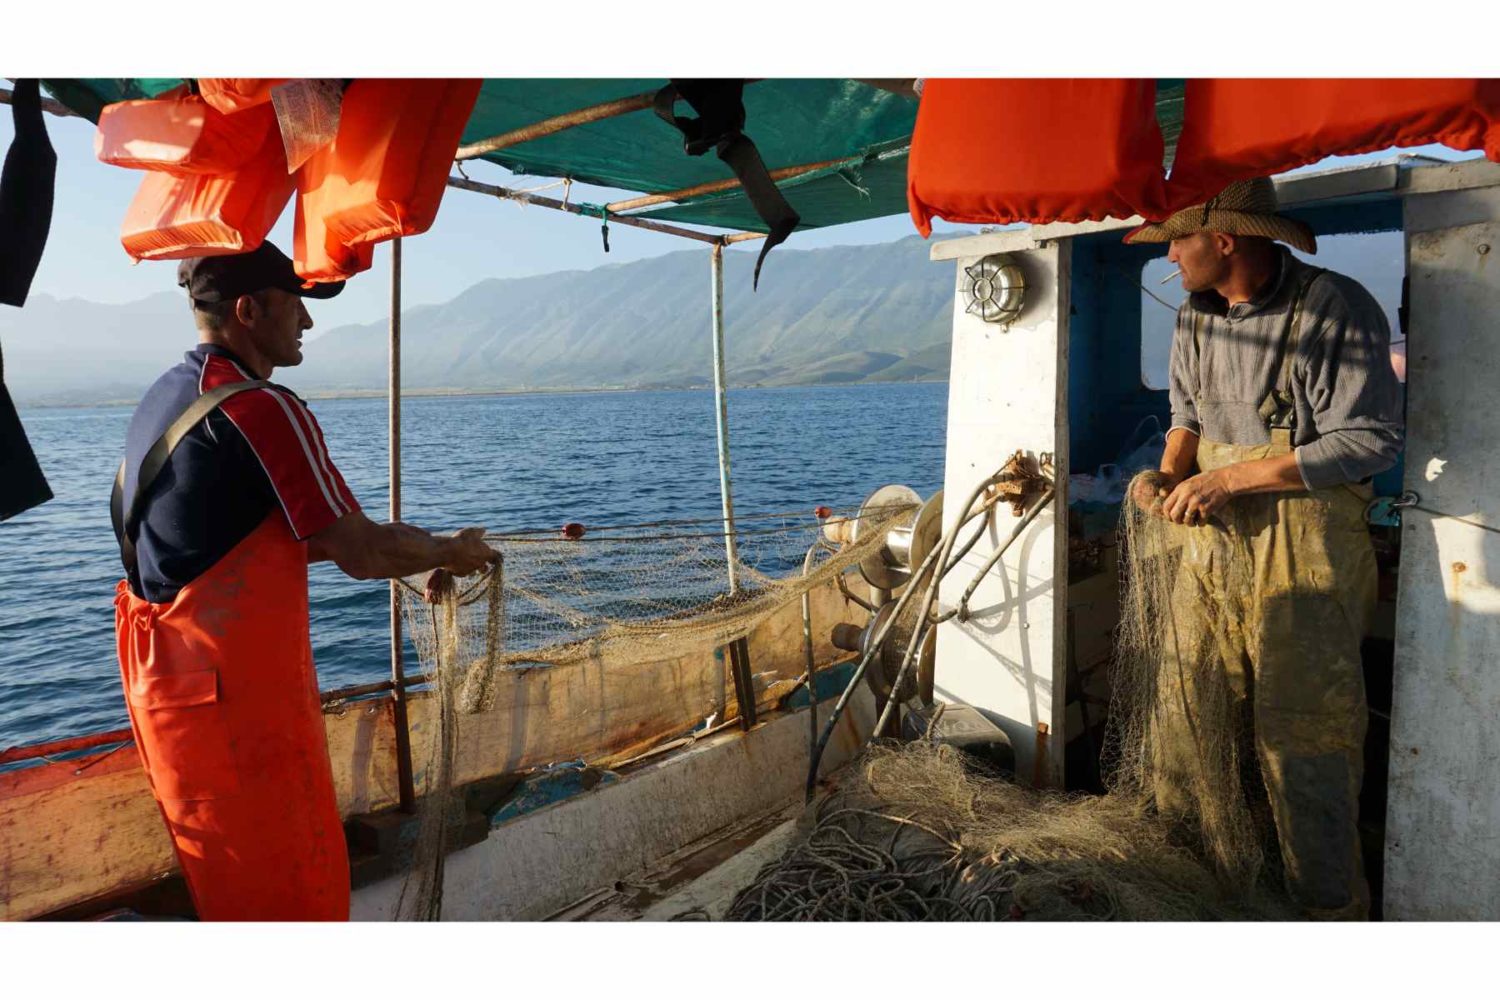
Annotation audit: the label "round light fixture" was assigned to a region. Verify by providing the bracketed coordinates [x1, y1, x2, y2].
[963, 253, 1027, 327]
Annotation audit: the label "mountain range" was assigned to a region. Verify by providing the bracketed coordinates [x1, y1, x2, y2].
[2, 229, 1403, 407]
[2, 236, 957, 406]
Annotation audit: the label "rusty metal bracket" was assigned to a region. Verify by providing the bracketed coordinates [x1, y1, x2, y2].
[986, 450, 1055, 517]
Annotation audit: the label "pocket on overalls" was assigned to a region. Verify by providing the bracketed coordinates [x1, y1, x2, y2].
[126, 667, 242, 800]
[1253, 587, 1368, 756]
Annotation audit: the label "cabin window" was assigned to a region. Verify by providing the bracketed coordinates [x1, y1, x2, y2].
[1138, 230, 1408, 390]
[1139, 258, 1178, 390]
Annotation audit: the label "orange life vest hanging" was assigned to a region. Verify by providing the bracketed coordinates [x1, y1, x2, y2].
[119, 126, 295, 261]
[1165, 79, 1500, 210]
[907, 79, 1168, 235]
[292, 172, 376, 284]
[304, 79, 481, 249]
[197, 78, 290, 116]
[96, 94, 276, 176]
[114, 508, 349, 920]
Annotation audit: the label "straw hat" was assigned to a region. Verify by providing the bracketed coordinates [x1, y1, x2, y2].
[1124, 177, 1317, 254]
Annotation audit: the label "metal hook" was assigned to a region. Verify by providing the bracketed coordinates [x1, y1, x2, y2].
[1365, 490, 1421, 527]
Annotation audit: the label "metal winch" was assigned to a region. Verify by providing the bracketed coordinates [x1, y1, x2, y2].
[824, 484, 945, 593]
[825, 484, 946, 707]
[831, 605, 936, 706]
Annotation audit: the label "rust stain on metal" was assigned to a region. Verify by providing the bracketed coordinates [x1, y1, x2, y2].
[1032, 722, 1050, 789]
[988, 450, 1053, 517]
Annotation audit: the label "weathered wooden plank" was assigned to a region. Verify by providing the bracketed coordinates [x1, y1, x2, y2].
[423, 577, 861, 789]
[322, 697, 402, 816]
[0, 755, 173, 921]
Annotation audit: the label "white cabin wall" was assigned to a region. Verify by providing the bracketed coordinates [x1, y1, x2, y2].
[933, 240, 1070, 786]
[1385, 184, 1500, 920]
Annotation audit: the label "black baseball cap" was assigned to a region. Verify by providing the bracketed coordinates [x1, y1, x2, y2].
[177, 241, 345, 304]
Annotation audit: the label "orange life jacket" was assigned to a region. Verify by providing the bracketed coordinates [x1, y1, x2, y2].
[291, 78, 481, 285]
[196, 79, 289, 116]
[96, 93, 276, 176]
[118, 124, 295, 262]
[1165, 79, 1500, 211]
[907, 79, 1168, 234]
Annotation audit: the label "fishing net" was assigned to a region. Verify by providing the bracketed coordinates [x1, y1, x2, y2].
[391, 501, 919, 920]
[723, 472, 1293, 921]
[724, 740, 1291, 921]
[1104, 470, 1274, 893]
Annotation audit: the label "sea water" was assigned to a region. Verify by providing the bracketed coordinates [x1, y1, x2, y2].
[0, 383, 946, 748]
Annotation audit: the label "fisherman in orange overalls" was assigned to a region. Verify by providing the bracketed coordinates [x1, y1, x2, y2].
[112, 244, 495, 920]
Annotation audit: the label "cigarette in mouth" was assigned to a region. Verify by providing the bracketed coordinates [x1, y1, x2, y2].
[1159, 269, 1182, 284]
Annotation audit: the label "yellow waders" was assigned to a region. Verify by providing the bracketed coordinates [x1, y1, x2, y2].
[1153, 438, 1376, 918]
[1154, 268, 1377, 919]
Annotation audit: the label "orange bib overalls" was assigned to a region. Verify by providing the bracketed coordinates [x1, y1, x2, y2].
[112, 383, 348, 921]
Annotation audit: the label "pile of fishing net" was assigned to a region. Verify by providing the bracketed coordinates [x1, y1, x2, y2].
[725, 741, 1291, 921]
[724, 471, 1296, 922]
[389, 502, 917, 920]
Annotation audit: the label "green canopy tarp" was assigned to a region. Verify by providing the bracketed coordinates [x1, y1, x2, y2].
[39, 78, 1190, 235]
[42, 78, 920, 233]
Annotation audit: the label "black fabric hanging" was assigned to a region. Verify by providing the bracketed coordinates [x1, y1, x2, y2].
[0, 340, 53, 522]
[653, 80, 800, 289]
[1, 79, 55, 307]
[0, 79, 58, 520]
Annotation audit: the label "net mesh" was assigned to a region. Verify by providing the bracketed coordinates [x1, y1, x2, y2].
[1105, 470, 1273, 893]
[723, 740, 1291, 921]
[391, 502, 918, 920]
[723, 472, 1294, 921]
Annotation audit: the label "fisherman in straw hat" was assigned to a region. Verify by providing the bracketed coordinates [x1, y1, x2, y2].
[1124, 177, 1404, 919]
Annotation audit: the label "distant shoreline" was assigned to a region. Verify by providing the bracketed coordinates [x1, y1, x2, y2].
[20, 376, 949, 411]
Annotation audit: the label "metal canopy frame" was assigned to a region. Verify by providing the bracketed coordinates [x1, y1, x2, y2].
[383, 94, 835, 804]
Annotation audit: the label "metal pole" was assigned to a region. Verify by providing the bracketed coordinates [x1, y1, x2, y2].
[605, 154, 861, 214]
[801, 544, 822, 762]
[0, 85, 79, 119]
[709, 243, 740, 593]
[446, 176, 757, 246]
[389, 237, 417, 814]
[454, 89, 661, 160]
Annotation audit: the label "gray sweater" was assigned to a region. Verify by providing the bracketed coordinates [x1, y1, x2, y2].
[1168, 248, 1405, 490]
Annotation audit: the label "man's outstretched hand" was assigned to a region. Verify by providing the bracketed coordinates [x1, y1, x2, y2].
[1129, 471, 1176, 517]
[424, 528, 498, 603]
[311, 514, 500, 590]
[444, 527, 496, 576]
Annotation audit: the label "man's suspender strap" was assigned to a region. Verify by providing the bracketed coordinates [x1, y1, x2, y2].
[1257, 267, 1327, 432]
[111, 379, 271, 579]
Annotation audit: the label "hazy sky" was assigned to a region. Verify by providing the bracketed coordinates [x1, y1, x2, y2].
[1, 101, 1481, 337]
